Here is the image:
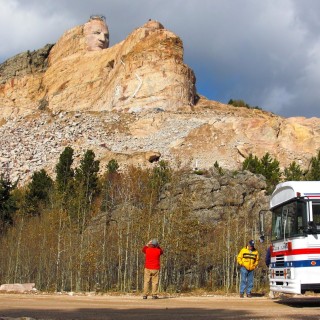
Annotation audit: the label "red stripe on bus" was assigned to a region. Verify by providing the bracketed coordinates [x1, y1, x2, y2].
[272, 248, 320, 256]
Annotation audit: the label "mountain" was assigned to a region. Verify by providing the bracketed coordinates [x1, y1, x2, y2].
[0, 18, 320, 184]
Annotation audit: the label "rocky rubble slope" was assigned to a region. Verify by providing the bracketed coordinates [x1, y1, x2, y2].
[1, 98, 320, 185]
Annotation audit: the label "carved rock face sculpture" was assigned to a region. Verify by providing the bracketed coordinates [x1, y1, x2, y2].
[0, 17, 196, 115]
[83, 17, 109, 51]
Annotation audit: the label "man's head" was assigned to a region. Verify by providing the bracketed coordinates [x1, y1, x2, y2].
[84, 15, 109, 51]
[248, 240, 255, 248]
[148, 239, 159, 247]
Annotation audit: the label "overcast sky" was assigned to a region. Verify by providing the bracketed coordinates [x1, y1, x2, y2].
[1, 0, 320, 118]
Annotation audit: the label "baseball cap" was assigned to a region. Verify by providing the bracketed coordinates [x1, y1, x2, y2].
[151, 239, 159, 246]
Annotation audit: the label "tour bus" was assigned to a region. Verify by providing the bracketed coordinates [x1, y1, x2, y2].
[260, 181, 320, 294]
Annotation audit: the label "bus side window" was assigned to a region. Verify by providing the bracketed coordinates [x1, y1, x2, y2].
[312, 204, 320, 230]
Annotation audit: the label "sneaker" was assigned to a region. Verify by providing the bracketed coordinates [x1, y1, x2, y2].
[143, 296, 147, 299]
[152, 295, 159, 299]
[240, 293, 244, 298]
[247, 293, 252, 298]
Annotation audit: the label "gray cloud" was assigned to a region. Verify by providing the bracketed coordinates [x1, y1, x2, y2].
[0, 0, 319, 118]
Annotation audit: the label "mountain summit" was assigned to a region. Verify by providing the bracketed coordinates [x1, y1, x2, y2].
[0, 17, 196, 117]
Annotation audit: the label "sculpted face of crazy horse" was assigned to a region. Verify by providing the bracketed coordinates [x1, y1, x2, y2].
[84, 16, 109, 51]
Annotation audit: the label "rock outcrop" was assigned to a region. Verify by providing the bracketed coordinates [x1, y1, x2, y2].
[158, 170, 269, 223]
[0, 283, 36, 293]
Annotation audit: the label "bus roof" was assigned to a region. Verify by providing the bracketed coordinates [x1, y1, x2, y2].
[270, 181, 320, 209]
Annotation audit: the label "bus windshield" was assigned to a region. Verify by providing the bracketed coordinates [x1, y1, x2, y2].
[271, 200, 308, 241]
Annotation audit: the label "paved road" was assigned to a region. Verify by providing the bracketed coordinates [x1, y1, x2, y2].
[0, 293, 319, 320]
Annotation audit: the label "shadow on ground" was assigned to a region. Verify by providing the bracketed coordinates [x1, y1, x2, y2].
[0, 307, 250, 320]
[275, 296, 320, 308]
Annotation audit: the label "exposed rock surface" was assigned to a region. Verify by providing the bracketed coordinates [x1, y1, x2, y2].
[0, 19, 196, 118]
[0, 19, 320, 185]
[0, 283, 36, 293]
[157, 170, 269, 223]
[0, 44, 53, 83]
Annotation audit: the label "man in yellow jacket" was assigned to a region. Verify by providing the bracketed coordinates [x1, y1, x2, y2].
[237, 239, 259, 298]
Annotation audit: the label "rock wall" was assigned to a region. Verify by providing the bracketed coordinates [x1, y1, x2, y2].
[158, 170, 269, 223]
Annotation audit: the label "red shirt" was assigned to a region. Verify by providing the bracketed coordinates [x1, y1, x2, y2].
[142, 246, 163, 270]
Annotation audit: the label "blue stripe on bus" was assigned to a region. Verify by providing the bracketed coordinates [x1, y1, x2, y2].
[271, 260, 320, 268]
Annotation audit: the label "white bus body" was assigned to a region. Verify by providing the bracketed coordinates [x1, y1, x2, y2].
[267, 181, 320, 294]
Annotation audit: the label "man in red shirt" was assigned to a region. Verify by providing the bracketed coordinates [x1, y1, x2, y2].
[142, 239, 163, 299]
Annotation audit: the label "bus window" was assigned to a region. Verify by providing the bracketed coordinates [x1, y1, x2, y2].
[312, 203, 320, 232]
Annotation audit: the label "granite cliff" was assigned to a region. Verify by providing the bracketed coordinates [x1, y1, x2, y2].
[0, 18, 320, 184]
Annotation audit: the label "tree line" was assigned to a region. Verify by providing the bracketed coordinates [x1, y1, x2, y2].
[0, 147, 319, 294]
[241, 151, 320, 194]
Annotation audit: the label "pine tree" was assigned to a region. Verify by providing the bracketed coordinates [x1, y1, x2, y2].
[72, 149, 100, 227]
[75, 150, 100, 197]
[242, 152, 281, 194]
[55, 146, 74, 194]
[260, 152, 280, 178]
[106, 159, 119, 174]
[306, 150, 320, 180]
[0, 171, 18, 230]
[242, 153, 262, 173]
[283, 161, 304, 181]
[25, 169, 53, 215]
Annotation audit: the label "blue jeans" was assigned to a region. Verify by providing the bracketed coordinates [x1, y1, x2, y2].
[240, 266, 254, 294]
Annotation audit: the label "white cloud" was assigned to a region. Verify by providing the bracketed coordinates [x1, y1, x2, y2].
[0, 0, 77, 58]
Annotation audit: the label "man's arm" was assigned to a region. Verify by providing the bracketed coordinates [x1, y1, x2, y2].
[237, 248, 243, 265]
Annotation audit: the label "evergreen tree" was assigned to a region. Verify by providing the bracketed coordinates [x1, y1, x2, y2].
[106, 159, 119, 174]
[72, 150, 100, 227]
[0, 171, 18, 230]
[243, 152, 281, 194]
[242, 153, 262, 174]
[55, 146, 74, 194]
[75, 150, 100, 196]
[283, 161, 304, 181]
[260, 153, 281, 180]
[306, 150, 320, 180]
[25, 169, 53, 215]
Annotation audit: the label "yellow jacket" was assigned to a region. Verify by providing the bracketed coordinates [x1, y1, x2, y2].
[237, 246, 259, 271]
